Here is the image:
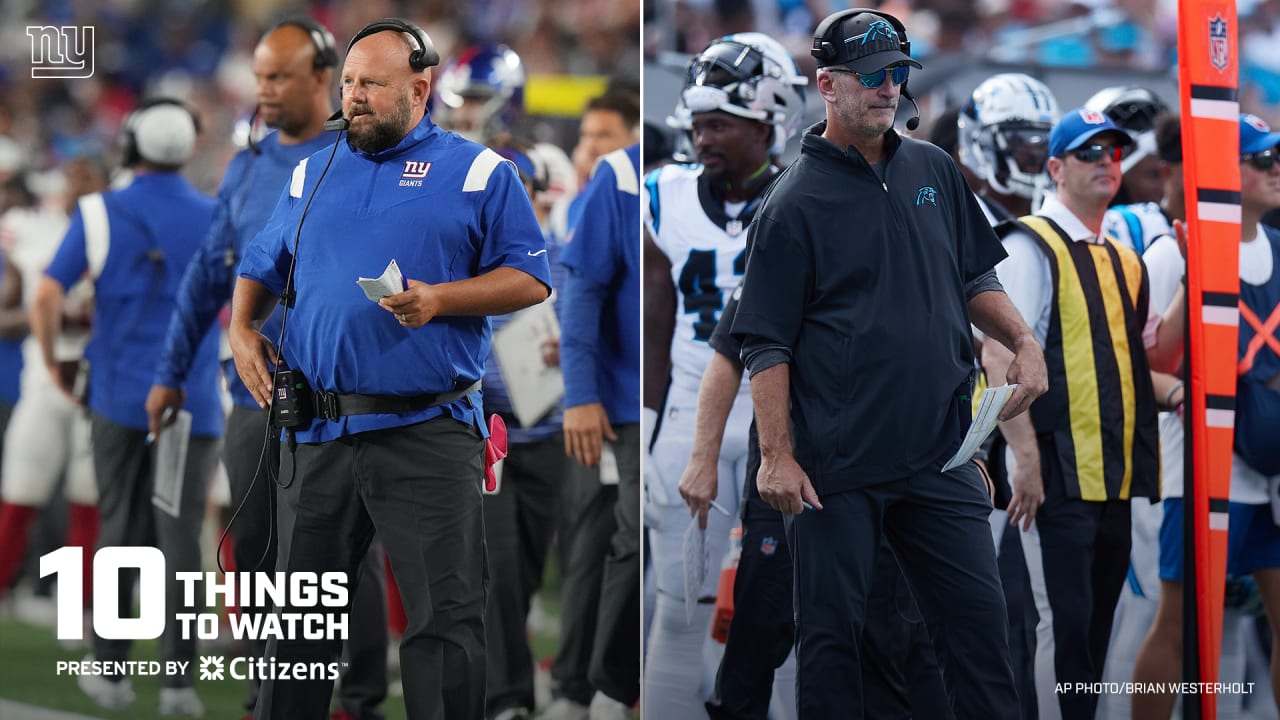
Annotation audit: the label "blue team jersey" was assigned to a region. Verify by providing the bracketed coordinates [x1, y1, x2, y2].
[46, 173, 222, 436]
[0, 338, 21, 405]
[238, 114, 551, 443]
[559, 144, 641, 425]
[155, 131, 338, 408]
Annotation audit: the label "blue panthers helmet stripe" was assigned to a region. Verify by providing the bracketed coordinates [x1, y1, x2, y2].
[645, 168, 662, 234]
[1016, 76, 1042, 112]
[1121, 208, 1146, 254]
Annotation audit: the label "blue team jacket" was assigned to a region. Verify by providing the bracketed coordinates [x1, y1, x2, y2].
[154, 131, 337, 409]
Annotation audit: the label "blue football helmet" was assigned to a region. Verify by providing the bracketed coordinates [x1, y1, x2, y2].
[435, 43, 526, 143]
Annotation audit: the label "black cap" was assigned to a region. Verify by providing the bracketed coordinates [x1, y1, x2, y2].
[815, 11, 922, 73]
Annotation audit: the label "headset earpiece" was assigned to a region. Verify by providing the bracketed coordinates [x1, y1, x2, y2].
[267, 15, 339, 70]
[346, 18, 440, 72]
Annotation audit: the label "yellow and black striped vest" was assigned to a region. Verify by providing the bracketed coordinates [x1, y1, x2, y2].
[1016, 215, 1160, 501]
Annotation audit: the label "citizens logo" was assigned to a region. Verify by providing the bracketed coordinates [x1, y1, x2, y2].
[27, 26, 94, 79]
[199, 656, 225, 681]
[202, 655, 343, 682]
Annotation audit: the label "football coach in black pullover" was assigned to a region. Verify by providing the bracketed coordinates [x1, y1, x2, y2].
[730, 8, 1048, 718]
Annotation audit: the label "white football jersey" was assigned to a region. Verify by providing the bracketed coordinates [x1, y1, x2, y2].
[644, 163, 757, 395]
[1103, 201, 1173, 256]
[2, 204, 90, 366]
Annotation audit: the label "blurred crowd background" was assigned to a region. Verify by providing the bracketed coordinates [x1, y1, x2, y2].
[644, 0, 1280, 147]
[0, 0, 641, 194]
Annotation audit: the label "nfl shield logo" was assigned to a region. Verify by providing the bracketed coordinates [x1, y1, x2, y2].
[1209, 14, 1229, 73]
[1080, 110, 1107, 125]
[760, 536, 778, 557]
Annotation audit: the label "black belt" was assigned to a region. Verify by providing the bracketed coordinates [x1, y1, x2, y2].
[313, 381, 481, 421]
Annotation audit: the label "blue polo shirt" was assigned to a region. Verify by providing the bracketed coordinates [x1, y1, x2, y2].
[559, 144, 641, 425]
[46, 173, 223, 436]
[155, 131, 337, 408]
[238, 115, 551, 443]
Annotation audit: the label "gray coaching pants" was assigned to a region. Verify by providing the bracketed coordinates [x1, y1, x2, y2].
[224, 405, 387, 719]
[89, 413, 221, 689]
[254, 416, 486, 720]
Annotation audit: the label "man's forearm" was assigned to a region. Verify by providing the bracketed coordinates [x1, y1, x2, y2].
[434, 266, 549, 316]
[31, 276, 65, 369]
[969, 289, 1037, 353]
[750, 363, 793, 459]
[560, 271, 603, 409]
[983, 332, 1038, 461]
[641, 265, 675, 412]
[156, 247, 234, 387]
[689, 352, 745, 465]
[0, 307, 29, 340]
[1149, 285, 1186, 373]
[231, 277, 279, 330]
[0, 260, 27, 339]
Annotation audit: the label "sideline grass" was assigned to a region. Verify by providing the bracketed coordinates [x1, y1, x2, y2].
[0, 553, 564, 718]
[0, 618, 298, 719]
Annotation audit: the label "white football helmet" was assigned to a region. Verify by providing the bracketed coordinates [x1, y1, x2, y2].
[1085, 85, 1169, 174]
[958, 73, 1060, 200]
[675, 32, 808, 157]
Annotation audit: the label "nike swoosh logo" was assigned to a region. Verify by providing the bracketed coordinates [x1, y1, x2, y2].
[527, 249, 548, 257]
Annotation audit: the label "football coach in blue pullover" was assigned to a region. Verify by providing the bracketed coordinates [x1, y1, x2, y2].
[230, 19, 551, 720]
[34, 99, 222, 716]
[146, 18, 388, 719]
[560, 143, 642, 715]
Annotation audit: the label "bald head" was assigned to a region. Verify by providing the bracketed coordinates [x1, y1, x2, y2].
[252, 24, 334, 142]
[341, 31, 431, 153]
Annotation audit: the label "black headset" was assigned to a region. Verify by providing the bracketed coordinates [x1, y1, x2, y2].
[346, 18, 440, 72]
[267, 15, 340, 70]
[811, 7, 912, 66]
[810, 8, 921, 131]
[121, 97, 201, 167]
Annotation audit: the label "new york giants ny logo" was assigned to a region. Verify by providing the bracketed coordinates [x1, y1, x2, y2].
[27, 26, 94, 79]
[403, 161, 431, 179]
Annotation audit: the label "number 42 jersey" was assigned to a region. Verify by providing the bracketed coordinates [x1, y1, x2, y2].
[644, 163, 757, 396]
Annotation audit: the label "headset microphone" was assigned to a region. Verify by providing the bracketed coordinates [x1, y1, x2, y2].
[323, 111, 349, 132]
[903, 90, 921, 131]
[246, 106, 263, 155]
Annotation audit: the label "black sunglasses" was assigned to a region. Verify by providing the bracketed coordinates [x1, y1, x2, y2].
[1069, 144, 1125, 164]
[1244, 148, 1279, 172]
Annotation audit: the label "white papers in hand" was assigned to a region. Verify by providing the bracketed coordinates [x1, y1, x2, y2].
[682, 516, 710, 624]
[491, 302, 563, 427]
[941, 384, 1017, 472]
[356, 259, 407, 301]
[152, 410, 192, 518]
[599, 444, 620, 486]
